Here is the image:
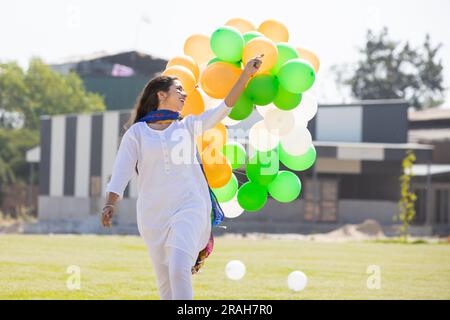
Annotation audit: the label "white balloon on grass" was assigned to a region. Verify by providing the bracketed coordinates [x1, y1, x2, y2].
[264, 108, 295, 136]
[221, 194, 245, 218]
[225, 260, 246, 280]
[287, 271, 308, 292]
[249, 120, 280, 152]
[293, 93, 318, 124]
[280, 125, 312, 156]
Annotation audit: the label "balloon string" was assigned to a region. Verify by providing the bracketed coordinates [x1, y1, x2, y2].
[232, 170, 246, 176]
[232, 170, 247, 186]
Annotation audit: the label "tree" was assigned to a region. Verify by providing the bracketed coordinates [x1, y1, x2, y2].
[0, 58, 106, 188]
[395, 150, 417, 242]
[0, 58, 105, 130]
[334, 27, 445, 110]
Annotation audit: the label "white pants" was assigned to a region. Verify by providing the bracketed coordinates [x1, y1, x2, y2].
[151, 246, 194, 300]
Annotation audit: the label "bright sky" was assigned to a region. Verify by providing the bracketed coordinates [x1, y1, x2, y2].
[1, 0, 449, 104]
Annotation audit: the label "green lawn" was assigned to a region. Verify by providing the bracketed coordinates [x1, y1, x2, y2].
[0, 234, 449, 299]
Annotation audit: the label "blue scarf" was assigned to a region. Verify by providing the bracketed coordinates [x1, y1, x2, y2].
[138, 109, 180, 123]
[139, 109, 225, 227]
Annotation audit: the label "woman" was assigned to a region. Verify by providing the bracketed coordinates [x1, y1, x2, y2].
[101, 54, 263, 300]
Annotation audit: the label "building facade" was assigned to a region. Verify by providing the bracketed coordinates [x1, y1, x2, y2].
[32, 100, 446, 235]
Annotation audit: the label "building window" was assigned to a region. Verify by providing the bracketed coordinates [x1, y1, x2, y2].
[435, 189, 449, 225]
[339, 174, 400, 201]
[304, 178, 338, 222]
[413, 187, 427, 225]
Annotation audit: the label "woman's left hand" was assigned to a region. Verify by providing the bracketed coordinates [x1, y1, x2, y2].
[243, 54, 264, 78]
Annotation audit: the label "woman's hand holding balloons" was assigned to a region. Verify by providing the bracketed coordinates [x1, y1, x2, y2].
[174, 19, 320, 213]
[223, 54, 264, 109]
[243, 54, 264, 78]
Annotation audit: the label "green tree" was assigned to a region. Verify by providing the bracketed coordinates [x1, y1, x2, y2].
[395, 150, 417, 242]
[335, 27, 445, 110]
[0, 58, 106, 188]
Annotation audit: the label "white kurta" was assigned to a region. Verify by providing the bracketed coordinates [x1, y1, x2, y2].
[106, 100, 232, 267]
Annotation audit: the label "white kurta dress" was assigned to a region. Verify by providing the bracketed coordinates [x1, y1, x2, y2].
[106, 100, 232, 267]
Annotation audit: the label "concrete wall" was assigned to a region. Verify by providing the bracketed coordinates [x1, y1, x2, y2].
[338, 200, 397, 225]
[32, 196, 432, 235]
[33, 196, 138, 234]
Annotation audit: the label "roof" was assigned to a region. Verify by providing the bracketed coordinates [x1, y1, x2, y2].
[320, 99, 408, 108]
[49, 50, 167, 77]
[314, 141, 433, 150]
[409, 128, 450, 142]
[409, 107, 450, 121]
[49, 50, 167, 66]
[313, 141, 433, 163]
[412, 164, 450, 176]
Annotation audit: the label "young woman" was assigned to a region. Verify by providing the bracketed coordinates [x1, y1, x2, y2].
[101, 55, 263, 300]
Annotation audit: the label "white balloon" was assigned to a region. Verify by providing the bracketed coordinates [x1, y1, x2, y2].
[288, 271, 308, 292]
[293, 93, 318, 123]
[221, 194, 245, 218]
[280, 125, 312, 156]
[249, 120, 280, 152]
[225, 260, 246, 281]
[221, 116, 241, 126]
[264, 108, 295, 136]
[256, 104, 277, 118]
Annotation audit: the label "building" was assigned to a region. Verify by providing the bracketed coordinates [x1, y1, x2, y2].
[408, 108, 450, 234]
[28, 99, 449, 236]
[50, 51, 167, 110]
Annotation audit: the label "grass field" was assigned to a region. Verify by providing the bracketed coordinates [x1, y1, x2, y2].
[0, 234, 449, 300]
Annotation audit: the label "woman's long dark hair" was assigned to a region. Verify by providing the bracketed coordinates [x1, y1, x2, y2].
[124, 75, 178, 175]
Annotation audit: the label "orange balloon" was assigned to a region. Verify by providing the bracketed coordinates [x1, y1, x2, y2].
[181, 88, 204, 117]
[258, 19, 289, 42]
[201, 148, 232, 188]
[184, 34, 215, 65]
[225, 18, 256, 34]
[196, 122, 228, 152]
[167, 55, 200, 82]
[200, 62, 242, 99]
[242, 37, 278, 74]
[296, 47, 320, 73]
[162, 65, 196, 93]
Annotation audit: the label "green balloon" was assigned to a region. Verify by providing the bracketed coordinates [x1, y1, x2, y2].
[270, 43, 299, 75]
[245, 74, 279, 106]
[246, 150, 279, 186]
[237, 181, 268, 211]
[268, 171, 302, 203]
[280, 144, 316, 171]
[212, 174, 238, 203]
[273, 85, 302, 110]
[243, 31, 263, 44]
[222, 142, 247, 170]
[229, 92, 254, 120]
[207, 57, 242, 69]
[277, 58, 315, 93]
[210, 26, 244, 63]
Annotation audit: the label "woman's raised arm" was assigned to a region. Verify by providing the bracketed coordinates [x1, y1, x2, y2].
[185, 54, 264, 136]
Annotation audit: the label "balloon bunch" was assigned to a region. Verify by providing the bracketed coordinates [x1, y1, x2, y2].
[162, 18, 320, 217]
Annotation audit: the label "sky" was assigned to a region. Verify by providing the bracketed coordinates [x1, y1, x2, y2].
[1, 0, 449, 104]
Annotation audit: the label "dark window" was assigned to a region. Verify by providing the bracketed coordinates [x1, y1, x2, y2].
[339, 174, 400, 201]
[413, 187, 427, 225]
[304, 178, 338, 222]
[435, 189, 449, 225]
